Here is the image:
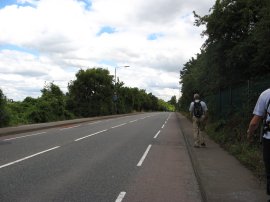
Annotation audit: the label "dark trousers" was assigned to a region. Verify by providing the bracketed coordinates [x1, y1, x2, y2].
[263, 138, 270, 195]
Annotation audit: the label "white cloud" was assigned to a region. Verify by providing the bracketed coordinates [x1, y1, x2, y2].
[0, 0, 215, 101]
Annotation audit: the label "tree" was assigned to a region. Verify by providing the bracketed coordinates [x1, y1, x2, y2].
[158, 99, 175, 112]
[251, 0, 270, 75]
[26, 83, 67, 123]
[193, 0, 268, 84]
[0, 89, 9, 127]
[148, 93, 159, 111]
[168, 96, 177, 109]
[180, 0, 270, 111]
[41, 82, 66, 119]
[67, 68, 114, 117]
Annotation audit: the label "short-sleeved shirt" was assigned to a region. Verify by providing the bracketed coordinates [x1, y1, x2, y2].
[189, 99, 208, 116]
[253, 88, 270, 139]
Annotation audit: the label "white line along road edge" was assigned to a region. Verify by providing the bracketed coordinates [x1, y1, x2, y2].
[60, 124, 81, 131]
[0, 146, 60, 169]
[137, 144, 152, 167]
[3, 132, 47, 141]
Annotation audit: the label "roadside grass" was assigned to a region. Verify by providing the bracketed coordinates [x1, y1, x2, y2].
[206, 121, 265, 181]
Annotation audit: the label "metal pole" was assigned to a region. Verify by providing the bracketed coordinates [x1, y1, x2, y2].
[115, 67, 117, 86]
[114, 65, 129, 114]
[114, 67, 117, 114]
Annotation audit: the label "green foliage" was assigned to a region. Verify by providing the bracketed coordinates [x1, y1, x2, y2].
[0, 89, 10, 127]
[191, 0, 269, 87]
[180, 0, 270, 179]
[66, 68, 165, 117]
[181, 0, 270, 110]
[206, 121, 264, 179]
[6, 101, 30, 125]
[25, 82, 68, 123]
[67, 68, 114, 117]
[168, 95, 177, 108]
[251, 1, 270, 73]
[117, 88, 161, 113]
[3, 83, 72, 126]
[158, 99, 175, 112]
[1, 68, 170, 127]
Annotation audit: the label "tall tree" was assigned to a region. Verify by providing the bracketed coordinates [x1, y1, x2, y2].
[193, 0, 268, 84]
[0, 89, 9, 127]
[251, 0, 270, 75]
[180, 0, 270, 113]
[168, 95, 177, 111]
[26, 83, 67, 123]
[67, 68, 114, 117]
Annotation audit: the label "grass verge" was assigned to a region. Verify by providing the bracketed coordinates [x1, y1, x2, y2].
[206, 120, 265, 181]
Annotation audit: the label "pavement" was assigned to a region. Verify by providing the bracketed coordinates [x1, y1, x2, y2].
[176, 112, 269, 202]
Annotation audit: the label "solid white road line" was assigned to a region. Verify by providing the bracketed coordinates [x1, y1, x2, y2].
[60, 124, 81, 130]
[87, 121, 101, 125]
[3, 132, 47, 141]
[74, 129, 108, 141]
[0, 146, 60, 169]
[115, 192, 126, 202]
[154, 130, 160, 139]
[137, 144, 152, 167]
[111, 123, 126, 129]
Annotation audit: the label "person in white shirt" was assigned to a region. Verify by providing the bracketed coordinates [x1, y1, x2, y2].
[247, 88, 270, 195]
[189, 93, 208, 147]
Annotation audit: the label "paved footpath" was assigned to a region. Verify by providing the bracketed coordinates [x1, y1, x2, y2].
[177, 112, 269, 202]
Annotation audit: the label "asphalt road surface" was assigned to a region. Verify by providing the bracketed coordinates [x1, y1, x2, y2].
[0, 112, 202, 202]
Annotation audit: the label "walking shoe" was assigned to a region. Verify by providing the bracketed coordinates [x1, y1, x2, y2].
[201, 143, 206, 147]
[194, 144, 200, 148]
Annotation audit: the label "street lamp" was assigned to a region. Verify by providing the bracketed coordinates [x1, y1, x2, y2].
[114, 65, 130, 114]
[114, 65, 130, 86]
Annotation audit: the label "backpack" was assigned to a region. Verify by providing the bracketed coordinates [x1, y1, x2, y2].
[193, 101, 203, 118]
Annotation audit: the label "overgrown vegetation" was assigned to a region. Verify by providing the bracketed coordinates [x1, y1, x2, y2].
[0, 68, 176, 127]
[205, 120, 264, 179]
[179, 0, 270, 179]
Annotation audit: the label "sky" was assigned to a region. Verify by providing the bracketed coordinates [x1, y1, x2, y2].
[0, 0, 215, 102]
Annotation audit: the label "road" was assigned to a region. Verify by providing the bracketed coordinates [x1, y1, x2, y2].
[0, 112, 202, 202]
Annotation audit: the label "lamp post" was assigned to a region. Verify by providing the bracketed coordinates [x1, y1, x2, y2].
[114, 65, 130, 114]
[114, 65, 130, 86]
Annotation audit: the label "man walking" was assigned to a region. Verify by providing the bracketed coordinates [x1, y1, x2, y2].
[189, 93, 208, 148]
[247, 88, 270, 196]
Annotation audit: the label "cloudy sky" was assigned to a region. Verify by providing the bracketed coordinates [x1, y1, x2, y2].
[0, 0, 215, 101]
